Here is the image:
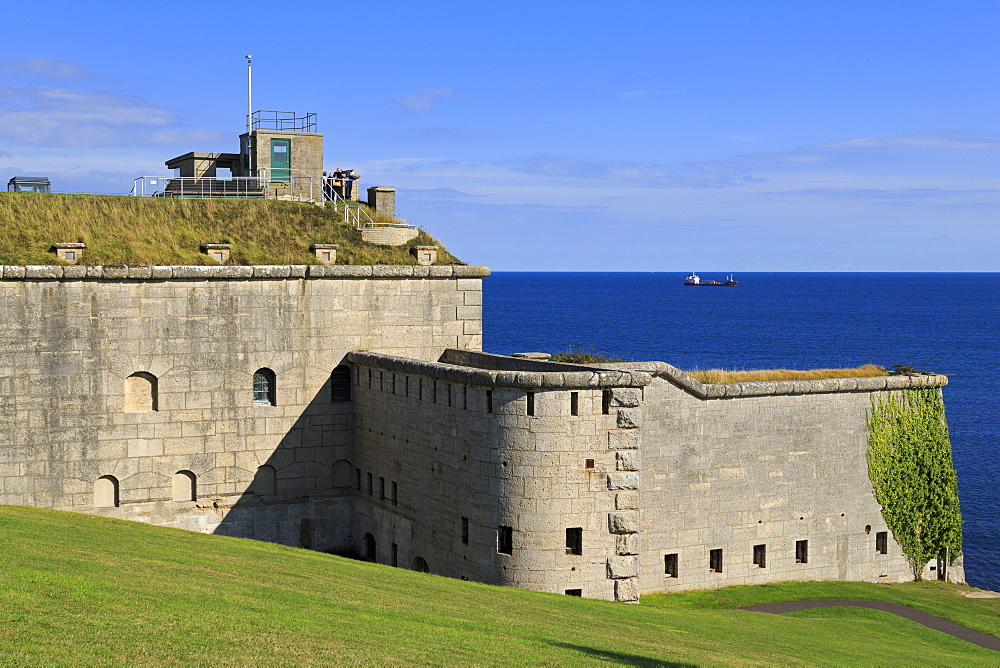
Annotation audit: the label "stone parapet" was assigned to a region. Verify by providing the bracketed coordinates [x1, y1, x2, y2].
[347, 350, 652, 390]
[602, 360, 947, 398]
[0, 265, 491, 281]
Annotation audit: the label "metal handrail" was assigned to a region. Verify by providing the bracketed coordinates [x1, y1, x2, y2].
[250, 110, 317, 133]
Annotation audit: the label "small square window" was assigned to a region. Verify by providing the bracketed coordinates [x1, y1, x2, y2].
[585, 458, 595, 469]
[321, 251, 331, 261]
[565, 528, 582, 555]
[212, 252, 224, 262]
[753, 544, 767, 568]
[796, 540, 809, 564]
[497, 526, 513, 555]
[64, 251, 75, 261]
[664, 553, 678, 578]
[565, 589, 582, 597]
[709, 548, 723, 573]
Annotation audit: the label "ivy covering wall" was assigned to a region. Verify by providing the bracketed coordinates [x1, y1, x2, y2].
[867, 387, 963, 580]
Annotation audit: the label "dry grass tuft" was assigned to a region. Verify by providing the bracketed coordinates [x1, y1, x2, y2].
[688, 364, 889, 384]
[0, 193, 462, 266]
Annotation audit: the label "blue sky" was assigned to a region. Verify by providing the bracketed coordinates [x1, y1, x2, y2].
[2, 1, 998, 271]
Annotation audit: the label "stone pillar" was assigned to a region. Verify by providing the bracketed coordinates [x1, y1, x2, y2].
[200, 243, 232, 263]
[50, 243, 86, 264]
[310, 244, 339, 265]
[606, 387, 642, 602]
[410, 246, 439, 266]
[367, 186, 396, 217]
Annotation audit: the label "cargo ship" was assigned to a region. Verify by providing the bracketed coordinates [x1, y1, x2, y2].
[684, 272, 738, 286]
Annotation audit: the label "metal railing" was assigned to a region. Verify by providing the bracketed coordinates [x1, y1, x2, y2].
[250, 110, 317, 133]
[131, 169, 320, 203]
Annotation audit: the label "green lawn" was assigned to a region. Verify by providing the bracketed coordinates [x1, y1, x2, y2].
[0, 506, 996, 665]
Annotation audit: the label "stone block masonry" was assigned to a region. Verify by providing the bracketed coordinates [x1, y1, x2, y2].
[0, 265, 487, 550]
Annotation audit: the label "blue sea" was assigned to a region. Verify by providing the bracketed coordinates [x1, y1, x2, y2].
[483, 272, 998, 592]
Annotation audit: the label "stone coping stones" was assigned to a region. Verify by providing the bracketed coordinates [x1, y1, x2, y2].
[347, 350, 652, 390]
[609, 360, 947, 398]
[0, 265, 491, 281]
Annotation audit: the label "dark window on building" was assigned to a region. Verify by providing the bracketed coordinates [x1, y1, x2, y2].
[355, 468, 361, 491]
[526, 392, 535, 416]
[565, 528, 582, 555]
[585, 458, 595, 469]
[753, 544, 767, 568]
[419, 377, 424, 400]
[379, 477, 385, 500]
[433, 380, 438, 403]
[486, 390, 493, 413]
[391, 481, 398, 505]
[461, 517, 469, 545]
[391, 542, 398, 567]
[664, 553, 678, 578]
[367, 472, 373, 496]
[498, 526, 513, 554]
[368, 368, 372, 388]
[462, 385, 468, 410]
[331, 365, 351, 402]
[253, 368, 276, 405]
[602, 389, 612, 415]
[356, 367, 361, 386]
[876, 531, 888, 554]
[709, 548, 723, 573]
[570, 391, 579, 416]
[413, 557, 430, 573]
[363, 532, 376, 562]
[796, 540, 809, 564]
[404, 375, 409, 397]
[447, 383, 452, 406]
[565, 589, 582, 597]
[391, 373, 396, 394]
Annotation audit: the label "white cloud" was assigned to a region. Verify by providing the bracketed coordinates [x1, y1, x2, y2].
[820, 134, 1000, 151]
[0, 57, 97, 81]
[0, 86, 225, 147]
[395, 87, 457, 112]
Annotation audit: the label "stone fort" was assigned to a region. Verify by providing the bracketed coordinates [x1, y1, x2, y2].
[0, 260, 962, 602]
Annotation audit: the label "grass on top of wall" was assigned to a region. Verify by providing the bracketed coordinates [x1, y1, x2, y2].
[688, 364, 890, 384]
[0, 193, 462, 266]
[0, 505, 997, 665]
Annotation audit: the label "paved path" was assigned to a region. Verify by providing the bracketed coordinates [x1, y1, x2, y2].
[738, 599, 1000, 652]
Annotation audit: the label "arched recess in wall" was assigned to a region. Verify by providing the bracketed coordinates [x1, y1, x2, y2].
[172, 470, 197, 502]
[412, 557, 430, 573]
[362, 532, 377, 562]
[331, 460, 352, 487]
[124, 372, 157, 412]
[253, 368, 276, 406]
[253, 465, 276, 496]
[94, 476, 119, 508]
[331, 365, 351, 402]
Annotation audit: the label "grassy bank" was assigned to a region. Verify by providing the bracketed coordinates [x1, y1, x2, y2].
[688, 364, 890, 384]
[0, 193, 461, 266]
[0, 507, 996, 665]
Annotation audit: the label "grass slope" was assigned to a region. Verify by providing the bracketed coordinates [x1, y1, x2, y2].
[1, 507, 997, 665]
[0, 193, 461, 266]
[688, 364, 889, 384]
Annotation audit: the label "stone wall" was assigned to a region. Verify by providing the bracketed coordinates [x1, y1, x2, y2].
[348, 351, 650, 601]
[0, 265, 487, 550]
[635, 363, 949, 592]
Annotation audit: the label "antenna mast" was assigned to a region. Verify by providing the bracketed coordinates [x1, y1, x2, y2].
[245, 55, 253, 133]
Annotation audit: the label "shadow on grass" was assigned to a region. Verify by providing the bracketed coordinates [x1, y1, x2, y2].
[547, 642, 694, 667]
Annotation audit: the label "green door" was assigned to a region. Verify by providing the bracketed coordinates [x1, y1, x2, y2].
[270, 138, 290, 182]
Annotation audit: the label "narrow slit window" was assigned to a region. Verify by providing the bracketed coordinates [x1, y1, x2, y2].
[367, 472, 373, 496]
[461, 517, 469, 545]
[447, 383, 452, 406]
[391, 481, 398, 505]
[795, 540, 809, 564]
[753, 544, 767, 568]
[565, 528, 582, 555]
[486, 390, 493, 413]
[497, 526, 513, 555]
[602, 389, 612, 415]
[379, 476, 385, 500]
[570, 391, 579, 416]
[391, 542, 399, 567]
[462, 385, 468, 410]
[664, 553, 678, 578]
[876, 531, 888, 555]
[526, 392, 535, 416]
[433, 380, 438, 403]
[709, 548, 723, 573]
[355, 468, 361, 491]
